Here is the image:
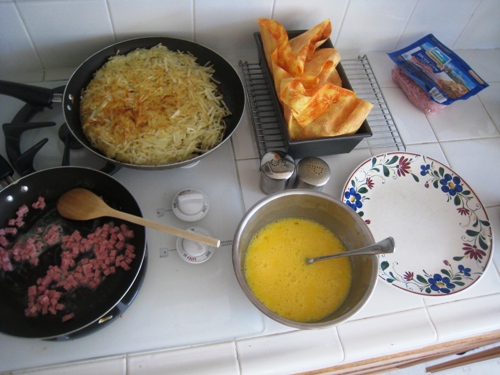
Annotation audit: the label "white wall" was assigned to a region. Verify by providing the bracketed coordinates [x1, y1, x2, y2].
[1, 0, 499, 82]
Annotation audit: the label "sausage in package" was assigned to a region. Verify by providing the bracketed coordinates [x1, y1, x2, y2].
[388, 34, 488, 112]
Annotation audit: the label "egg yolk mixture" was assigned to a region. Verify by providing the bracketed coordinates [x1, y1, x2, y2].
[244, 218, 352, 323]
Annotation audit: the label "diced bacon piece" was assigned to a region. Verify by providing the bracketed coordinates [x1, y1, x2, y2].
[32, 196, 46, 210]
[88, 280, 98, 289]
[19, 215, 137, 321]
[16, 204, 29, 217]
[62, 313, 75, 322]
[60, 258, 70, 271]
[25, 305, 38, 318]
[15, 217, 24, 228]
[44, 224, 61, 246]
[27, 285, 37, 297]
[4, 227, 17, 236]
[40, 275, 52, 287]
[25, 286, 64, 318]
[0, 247, 12, 271]
[0, 235, 8, 247]
[29, 257, 39, 266]
[82, 263, 93, 276]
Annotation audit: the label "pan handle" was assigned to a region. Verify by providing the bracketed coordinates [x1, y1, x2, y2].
[0, 80, 56, 107]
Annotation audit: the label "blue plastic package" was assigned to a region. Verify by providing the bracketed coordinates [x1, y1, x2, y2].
[388, 34, 488, 106]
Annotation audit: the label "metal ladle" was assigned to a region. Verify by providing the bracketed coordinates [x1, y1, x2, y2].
[306, 237, 395, 265]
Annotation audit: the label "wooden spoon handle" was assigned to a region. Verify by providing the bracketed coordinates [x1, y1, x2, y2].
[110, 208, 220, 248]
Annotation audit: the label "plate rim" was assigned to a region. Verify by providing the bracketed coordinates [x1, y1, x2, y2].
[341, 151, 493, 296]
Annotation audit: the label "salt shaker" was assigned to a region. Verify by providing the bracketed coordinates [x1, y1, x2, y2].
[292, 157, 331, 191]
[259, 151, 295, 194]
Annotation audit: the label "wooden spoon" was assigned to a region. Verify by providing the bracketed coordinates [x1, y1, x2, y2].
[57, 188, 220, 248]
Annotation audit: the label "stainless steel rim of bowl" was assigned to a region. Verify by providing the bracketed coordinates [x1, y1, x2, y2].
[232, 189, 379, 329]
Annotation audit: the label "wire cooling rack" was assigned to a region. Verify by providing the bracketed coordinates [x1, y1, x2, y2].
[239, 55, 406, 159]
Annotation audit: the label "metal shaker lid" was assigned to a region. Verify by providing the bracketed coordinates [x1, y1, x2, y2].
[295, 157, 331, 187]
[260, 152, 295, 180]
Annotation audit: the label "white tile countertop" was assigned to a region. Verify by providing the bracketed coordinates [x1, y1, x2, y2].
[7, 49, 500, 375]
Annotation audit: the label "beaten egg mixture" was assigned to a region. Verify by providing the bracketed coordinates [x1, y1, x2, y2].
[244, 218, 352, 322]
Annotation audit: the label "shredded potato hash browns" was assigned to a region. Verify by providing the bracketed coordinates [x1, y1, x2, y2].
[80, 44, 230, 165]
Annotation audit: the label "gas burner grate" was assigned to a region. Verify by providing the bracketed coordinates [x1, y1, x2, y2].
[239, 55, 406, 159]
[1, 85, 118, 176]
[2, 85, 65, 176]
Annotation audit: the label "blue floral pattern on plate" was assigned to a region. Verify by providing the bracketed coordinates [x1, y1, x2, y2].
[342, 152, 493, 296]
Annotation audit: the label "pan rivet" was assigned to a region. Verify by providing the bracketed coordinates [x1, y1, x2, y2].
[21, 185, 28, 192]
[6, 195, 13, 202]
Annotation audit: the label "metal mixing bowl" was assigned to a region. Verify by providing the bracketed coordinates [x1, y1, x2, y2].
[232, 190, 378, 329]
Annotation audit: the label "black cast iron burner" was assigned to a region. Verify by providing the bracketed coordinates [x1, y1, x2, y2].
[2, 85, 118, 176]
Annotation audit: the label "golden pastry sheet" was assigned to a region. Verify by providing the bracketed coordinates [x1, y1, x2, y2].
[258, 18, 373, 141]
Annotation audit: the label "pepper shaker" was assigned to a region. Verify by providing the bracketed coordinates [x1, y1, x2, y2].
[259, 151, 295, 194]
[292, 157, 331, 191]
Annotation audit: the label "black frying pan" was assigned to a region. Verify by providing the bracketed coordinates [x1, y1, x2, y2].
[0, 37, 245, 169]
[0, 166, 146, 339]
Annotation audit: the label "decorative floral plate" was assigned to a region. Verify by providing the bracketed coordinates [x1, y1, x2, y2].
[342, 152, 492, 296]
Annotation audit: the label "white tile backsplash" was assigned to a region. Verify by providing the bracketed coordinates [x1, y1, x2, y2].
[194, 0, 273, 54]
[1, 0, 499, 81]
[454, 0, 500, 49]
[273, 0, 349, 45]
[395, 0, 482, 50]
[336, 0, 417, 56]
[108, 0, 194, 41]
[0, 1, 43, 82]
[15, 0, 115, 71]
